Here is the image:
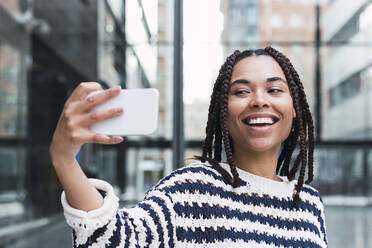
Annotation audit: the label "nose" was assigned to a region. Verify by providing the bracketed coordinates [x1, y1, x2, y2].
[249, 91, 269, 108]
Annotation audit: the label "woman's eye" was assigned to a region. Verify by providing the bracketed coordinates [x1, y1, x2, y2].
[234, 90, 250, 95]
[269, 88, 283, 93]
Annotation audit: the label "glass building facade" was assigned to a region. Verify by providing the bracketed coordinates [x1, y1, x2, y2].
[0, 0, 372, 247]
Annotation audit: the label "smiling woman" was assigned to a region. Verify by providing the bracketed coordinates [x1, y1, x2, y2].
[196, 48, 314, 199]
[52, 47, 327, 247]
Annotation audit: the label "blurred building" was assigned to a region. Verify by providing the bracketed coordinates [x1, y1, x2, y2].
[220, 0, 259, 54]
[316, 0, 372, 196]
[0, 0, 175, 244]
[322, 0, 372, 139]
[0, 1, 31, 235]
[122, 0, 174, 202]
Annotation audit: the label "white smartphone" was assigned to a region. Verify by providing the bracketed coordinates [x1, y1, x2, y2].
[88, 88, 159, 136]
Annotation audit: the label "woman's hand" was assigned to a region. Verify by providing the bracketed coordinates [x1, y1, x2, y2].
[50, 82, 124, 167]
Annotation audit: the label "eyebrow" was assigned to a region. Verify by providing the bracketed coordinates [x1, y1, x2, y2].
[230, 77, 287, 88]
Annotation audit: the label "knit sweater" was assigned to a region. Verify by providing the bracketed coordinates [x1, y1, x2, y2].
[61, 161, 328, 248]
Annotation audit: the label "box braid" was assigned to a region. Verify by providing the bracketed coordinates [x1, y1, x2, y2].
[195, 46, 314, 206]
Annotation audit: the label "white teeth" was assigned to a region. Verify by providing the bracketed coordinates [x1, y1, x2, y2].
[248, 117, 274, 125]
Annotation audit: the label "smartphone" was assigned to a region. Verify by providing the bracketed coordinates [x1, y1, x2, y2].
[88, 88, 159, 136]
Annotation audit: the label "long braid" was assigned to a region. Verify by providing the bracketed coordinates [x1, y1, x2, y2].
[277, 119, 299, 175]
[292, 95, 308, 203]
[196, 51, 241, 186]
[277, 142, 288, 174]
[280, 120, 299, 176]
[220, 51, 241, 187]
[285, 51, 314, 185]
[279, 122, 298, 175]
[213, 102, 223, 161]
[284, 67, 308, 203]
[201, 69, 224, 159]
[288, 66, 315, 184]
[306, 115, 315, 184]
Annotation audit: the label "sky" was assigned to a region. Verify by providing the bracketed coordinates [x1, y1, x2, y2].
[183, 0, 224, 104]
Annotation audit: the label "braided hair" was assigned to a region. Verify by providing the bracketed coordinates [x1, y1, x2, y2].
[195, 46, 314, 206]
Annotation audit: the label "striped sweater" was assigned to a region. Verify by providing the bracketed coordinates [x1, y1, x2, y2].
[61, 161, 328, 247]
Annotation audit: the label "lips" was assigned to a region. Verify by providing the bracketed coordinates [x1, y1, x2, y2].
[242, 115, 279, 126]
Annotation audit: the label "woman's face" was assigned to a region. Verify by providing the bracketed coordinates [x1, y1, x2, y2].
[227, 55, 296, 153]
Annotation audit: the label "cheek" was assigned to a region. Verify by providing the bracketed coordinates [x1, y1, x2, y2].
[274, 98, 295, 133]
[277, 97, 295, 118]
[227, 101, 241, 132]
[227, 100, 243, 121]
[228, 98, 247, 114]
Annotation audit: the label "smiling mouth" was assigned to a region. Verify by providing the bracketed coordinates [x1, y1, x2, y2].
[242, 118, 279, 127]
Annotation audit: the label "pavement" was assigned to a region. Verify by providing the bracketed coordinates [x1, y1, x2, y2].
[325, 206, 372, 248]
[4, 216, 71, 248]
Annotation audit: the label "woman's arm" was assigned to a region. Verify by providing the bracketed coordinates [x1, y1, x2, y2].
[61, 178, 177, 247]
[50, 82, 124, 211]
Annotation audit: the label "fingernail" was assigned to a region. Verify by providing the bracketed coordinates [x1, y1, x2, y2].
[115, 107, 123, 113]
[112, 86, 121, 92]
[86, 95, 94, 102]
[114, 136, 123, 142]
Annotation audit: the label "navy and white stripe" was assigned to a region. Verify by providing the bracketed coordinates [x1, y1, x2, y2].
[62, 161, 328, 247]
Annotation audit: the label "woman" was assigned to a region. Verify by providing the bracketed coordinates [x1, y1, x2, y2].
[50, 47, 327, 247]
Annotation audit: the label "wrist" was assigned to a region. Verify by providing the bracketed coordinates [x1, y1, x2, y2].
[51, 155, 77, 170]
[50, 138, 81, 163]
[50, 145, 78, 169]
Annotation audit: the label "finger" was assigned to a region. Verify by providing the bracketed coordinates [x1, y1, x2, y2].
[69, 82, 103, 103]
[77, 86, 122, 113]
[77, 107, 124, 127]
[87, 133, 124, 145]
[68, 128, 124, 145]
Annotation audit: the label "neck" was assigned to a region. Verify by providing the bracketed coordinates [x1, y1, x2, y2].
[232, 145, 282, 182]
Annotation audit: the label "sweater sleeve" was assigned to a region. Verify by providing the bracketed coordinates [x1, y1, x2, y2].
[61, 178, 176, 248]
[318, 196, 328, 247]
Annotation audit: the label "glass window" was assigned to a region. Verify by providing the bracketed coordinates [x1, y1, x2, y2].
[98, 7, 120, 86]
[123, 0, 175, 203]
[313, 148, 365, 195]
[322, 45, 372, 140]
[359, 3, 372, 31]
[125, 0, 174, 140]
[0, 148, 23, 192]
[270, 13, 283, 28]
[0, 147, 26, 218]
[246, 7, 258, 26]
[289, 13, 304, 27]
[230, 8, 242, 25]
[184, 0, 224, 140]
[0, 42, 27, 137]
[123, 148, 172, 203]
[0, 0, 31, 18]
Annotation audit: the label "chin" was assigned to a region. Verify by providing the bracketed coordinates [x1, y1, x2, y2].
[248, 145, 277, 153]
[245, 140, 281, 153]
